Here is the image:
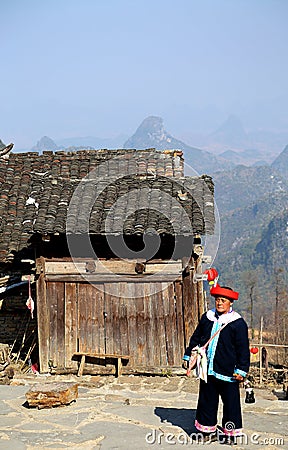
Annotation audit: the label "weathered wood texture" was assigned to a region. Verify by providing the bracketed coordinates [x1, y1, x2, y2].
[25, 382, 78, 409]
[44, 259, 182, 275]
[37, 257, 202, 373]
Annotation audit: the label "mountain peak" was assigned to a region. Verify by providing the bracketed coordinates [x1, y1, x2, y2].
[32, 136, 59, 152]
[271, 144, 288, 177]
[210, 114, 247, 147]
[124, 116, 171, 149]
[124, 116, 234, 174]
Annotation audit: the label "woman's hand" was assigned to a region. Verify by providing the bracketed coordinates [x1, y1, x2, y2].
[233, 373, 244, 382]
[182, 361, 189, 370]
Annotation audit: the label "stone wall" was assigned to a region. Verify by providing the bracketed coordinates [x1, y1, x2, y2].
[0, 284, 37, 361]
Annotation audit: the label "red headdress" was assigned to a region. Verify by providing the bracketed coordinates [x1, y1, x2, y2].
[210, 284, 239, 301]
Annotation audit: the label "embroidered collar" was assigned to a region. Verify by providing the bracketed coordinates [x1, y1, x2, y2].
[206, 308, 241, 324]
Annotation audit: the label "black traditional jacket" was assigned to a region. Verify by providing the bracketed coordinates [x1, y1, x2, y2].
[184, 309, 250, 381]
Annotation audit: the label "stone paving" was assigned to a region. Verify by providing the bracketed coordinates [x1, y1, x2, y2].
[0, 374, 287, 449]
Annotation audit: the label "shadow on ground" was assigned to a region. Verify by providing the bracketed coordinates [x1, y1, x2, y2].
[154, 407, 197, 435]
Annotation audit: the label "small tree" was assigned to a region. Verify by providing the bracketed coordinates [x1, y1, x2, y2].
[241, 270, 259, 340]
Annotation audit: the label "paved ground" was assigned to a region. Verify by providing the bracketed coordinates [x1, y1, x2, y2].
[0, 373, 287, 449]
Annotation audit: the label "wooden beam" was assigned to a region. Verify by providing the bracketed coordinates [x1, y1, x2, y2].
[45, 274, 182, 283]
[44, 259, 182, 276]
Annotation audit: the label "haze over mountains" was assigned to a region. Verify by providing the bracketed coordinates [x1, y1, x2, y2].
[24, 114, 287, 171]
[2, 115, 288, 320]
[123, 116, 234, 174]
[212, 164, 288, 313]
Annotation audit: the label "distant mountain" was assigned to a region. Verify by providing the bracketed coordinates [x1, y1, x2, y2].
[0, 139, 5, 150]
[57, 134, 128, 149]
[209, 114, 248, 147]
[252, 160, 269, 167]
[212, 165, 286, 213]
[219, 150, 247, 166]
[212, 164, 288, 314]
[219, 148, 269, 166]
[271, 144, 288, 178]
[32, 136, 60, 152]
[123, 116, 234, 174]
[30, 135, 127, 153]
[254, 209, 288, 273]
[182, 115, 286, 165]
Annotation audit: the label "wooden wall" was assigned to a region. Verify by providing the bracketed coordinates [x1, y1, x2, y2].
[36, 257, 204, 373]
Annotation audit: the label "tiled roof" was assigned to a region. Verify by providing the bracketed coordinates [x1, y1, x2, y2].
[0, 149, 214, 262]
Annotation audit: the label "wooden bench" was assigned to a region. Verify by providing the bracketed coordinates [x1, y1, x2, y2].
[73, 352, 130, 377]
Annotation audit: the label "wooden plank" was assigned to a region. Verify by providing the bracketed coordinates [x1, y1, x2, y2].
[45, 274, 182, 283]
[169, 282, 180, 365]
[182, 273, 190, 350]
[143, 283, 153, 366]
[64, 283, 78, 369]
[126, 283, 137, 367]
[45, 260, 182, 275]
[196, 258, 206, 319]
[90, 285, 97, 354]
[162, 284, 174, 365]
[56, 282, 65, 368]
[174, 281, 185, 354]
[182, 269, 198, 348]
[118, 283, 129, 357]
[85, 284, 93, 353]
[36, 272, 49, 373]
[145, 262, 182, 274]
[77, 283, 87, 354]
[104, 288, 113, 355]
[135, 283, 145, 366]
[47, 281, 58, 369]
[73, 352, 129, 359]
[191, 267, 199, 332]
[90, 284, 103, 354]
[111, 285, 121, 357]
[150, 285, 160, 368]
[96, 285, 105, 354]
[45, 261, 87, 274]
[156, 283, 167, 366]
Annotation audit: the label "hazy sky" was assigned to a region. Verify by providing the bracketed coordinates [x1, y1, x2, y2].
[1, 0, 288, 149]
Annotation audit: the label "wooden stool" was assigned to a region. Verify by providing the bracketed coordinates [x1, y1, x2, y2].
[73, 352, 130, 377]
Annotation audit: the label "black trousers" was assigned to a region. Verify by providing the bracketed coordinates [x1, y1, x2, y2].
[195, 375, 242, 434]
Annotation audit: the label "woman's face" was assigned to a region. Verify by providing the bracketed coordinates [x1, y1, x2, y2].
[215, 296, 232, 314]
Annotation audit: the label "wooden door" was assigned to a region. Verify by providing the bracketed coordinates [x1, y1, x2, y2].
[37, 278, 186, 372]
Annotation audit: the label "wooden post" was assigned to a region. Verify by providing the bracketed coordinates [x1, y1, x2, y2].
[116, 357, 122, 377]
[77, 355, 86, 377]
[36, 259, 49, 373]
[259, 316, 263, 385]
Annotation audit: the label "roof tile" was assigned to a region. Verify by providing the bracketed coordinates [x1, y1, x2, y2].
[0, 148, 214, 262]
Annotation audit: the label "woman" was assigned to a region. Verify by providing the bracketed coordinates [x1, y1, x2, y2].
[183, 285, 250, 445]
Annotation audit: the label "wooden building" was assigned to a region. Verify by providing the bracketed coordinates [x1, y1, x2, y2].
[0, 148, 214, 374]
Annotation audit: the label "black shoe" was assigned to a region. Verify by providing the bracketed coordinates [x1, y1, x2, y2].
[191, 432, 218, 444]
[202, 432, 218, 443]
[245, 390, 255, 403]
[221, 436, 236, 446]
